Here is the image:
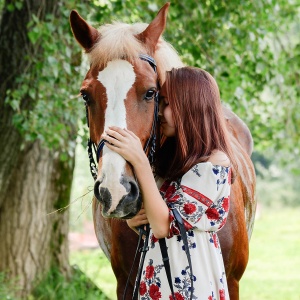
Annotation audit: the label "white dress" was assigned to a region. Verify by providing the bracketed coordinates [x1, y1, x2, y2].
[138, 162, 231, 300]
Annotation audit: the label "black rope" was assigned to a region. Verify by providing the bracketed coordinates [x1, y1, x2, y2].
[171, 206, 194, 300]
[131, 224, 150, 300]
[159, 238, 176, 300]
[122, 224, 150, 300]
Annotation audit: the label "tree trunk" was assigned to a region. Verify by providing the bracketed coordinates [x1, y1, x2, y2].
[0, 1, 74, 296]
[0, 141, 73, 295]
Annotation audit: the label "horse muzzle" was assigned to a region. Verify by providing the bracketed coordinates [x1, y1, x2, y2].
[94, 175, 142, 219]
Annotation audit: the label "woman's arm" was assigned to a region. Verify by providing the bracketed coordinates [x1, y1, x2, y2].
[102, 127, 170, 239]
[126, 206, 148, 235]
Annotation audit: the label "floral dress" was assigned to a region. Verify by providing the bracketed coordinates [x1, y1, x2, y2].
[138, 162, 231, 300]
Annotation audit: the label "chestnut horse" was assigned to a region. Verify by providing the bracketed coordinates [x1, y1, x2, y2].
[70, 3, 256, 299]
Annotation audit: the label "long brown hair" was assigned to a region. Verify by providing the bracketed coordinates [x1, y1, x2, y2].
[155, 67, 236, 181]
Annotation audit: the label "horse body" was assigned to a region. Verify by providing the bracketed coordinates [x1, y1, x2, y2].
[70, 3, 256, 299]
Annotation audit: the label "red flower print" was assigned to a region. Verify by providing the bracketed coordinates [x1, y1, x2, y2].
[213, 233, 219, 248]
[165, 184, 177, 199]
[169, 292, 185, 300]
[169, 194, 180, 203]
[206, 208, 219, 219]
[160, 181, 171, 193]
[151, 234, 158, 244]
[169, 212, 175, 222]
[219, 289, 226, 300]
[149, 284, 161, 299]
[218, 218, 227, 229]
[183, 220, 193, 231]
[145, 265, 155, 279]
[183, 203, 196, 214]
[222, 197, 230, 212]
[228, 169, 232, 185]
[139, 281, 147, 296]
[208, 296, 213, 300]
[169, 223, 180, 237]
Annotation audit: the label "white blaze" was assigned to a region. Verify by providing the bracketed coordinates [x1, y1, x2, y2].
[97, 60, 136, 212]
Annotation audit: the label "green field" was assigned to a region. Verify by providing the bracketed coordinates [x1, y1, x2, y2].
[70, 206, 300, 300]
[240, 207, 300, 300]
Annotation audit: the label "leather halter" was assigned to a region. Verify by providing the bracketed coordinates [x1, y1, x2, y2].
[86, 54, 159, 181]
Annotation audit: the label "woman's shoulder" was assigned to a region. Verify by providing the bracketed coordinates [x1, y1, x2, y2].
[181, 151, 231, 182]
[181, 160, 231, 198]
[207, 150, 230, 167]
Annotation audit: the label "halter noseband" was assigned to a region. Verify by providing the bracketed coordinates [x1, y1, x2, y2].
[87, 54, 159, 181]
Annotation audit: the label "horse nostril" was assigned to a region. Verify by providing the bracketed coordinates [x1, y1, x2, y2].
[128, 180, 138, 199]
[94, 180, 101, 201]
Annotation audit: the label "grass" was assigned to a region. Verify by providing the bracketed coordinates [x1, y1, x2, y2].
[69, 206, 300, 300]
[0, 266, 109, 300]
[31, 266, 109, 300]
[70, 250, 117, 300]
[240, 206, 300, 300]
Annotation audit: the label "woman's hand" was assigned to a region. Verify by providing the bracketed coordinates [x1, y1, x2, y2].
[101, 126, 148, 168]
[103, 127, 170, 239]
[126, 206, 149, 233]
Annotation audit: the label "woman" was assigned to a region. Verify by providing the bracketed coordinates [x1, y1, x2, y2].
[102, 67, 236, 299]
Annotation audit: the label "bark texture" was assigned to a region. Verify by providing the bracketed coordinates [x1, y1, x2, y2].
[0, 0, 73, 296]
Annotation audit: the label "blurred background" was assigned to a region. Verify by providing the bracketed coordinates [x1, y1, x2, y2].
[0, 0, 299, 299]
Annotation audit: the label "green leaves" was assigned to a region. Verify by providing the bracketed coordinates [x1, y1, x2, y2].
[2, 0, 299, 164]
[3, 2, 85, 161]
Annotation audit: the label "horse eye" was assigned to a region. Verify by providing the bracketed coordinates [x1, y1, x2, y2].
[144, 89, 156, 101]
[81, 92, 90, 105]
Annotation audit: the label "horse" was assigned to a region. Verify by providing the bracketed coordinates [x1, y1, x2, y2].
[70, 3, 256, 299]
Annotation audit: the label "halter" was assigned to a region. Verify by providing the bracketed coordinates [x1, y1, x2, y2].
[86, 54, 159, 181]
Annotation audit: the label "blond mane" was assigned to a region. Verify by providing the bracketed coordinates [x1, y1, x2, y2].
[88, 22, 184, 84]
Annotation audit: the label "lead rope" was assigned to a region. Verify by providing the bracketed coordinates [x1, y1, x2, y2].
[128, 207, 194, 300]
[131, 224, 150, 300]
[158, 238, 176, 299]
[122, 224, 150, 300]
[171, 206, 194, 300]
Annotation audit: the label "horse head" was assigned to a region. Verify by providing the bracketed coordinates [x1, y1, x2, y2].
[70, 3, 182, 219]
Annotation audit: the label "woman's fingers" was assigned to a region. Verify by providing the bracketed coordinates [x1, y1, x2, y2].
[102, 134, 121, 147]
[105, 128, 126, 140]
[108, 127, 139, 141]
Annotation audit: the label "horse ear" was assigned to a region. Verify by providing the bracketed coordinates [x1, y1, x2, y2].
[69, 10, 100, 52]
[136, 2, 170, 53]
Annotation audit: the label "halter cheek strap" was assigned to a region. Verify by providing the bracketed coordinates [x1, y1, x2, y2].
[87, 54, 159, 181]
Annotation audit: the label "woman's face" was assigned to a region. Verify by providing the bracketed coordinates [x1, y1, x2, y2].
[159, 83, 175, 137]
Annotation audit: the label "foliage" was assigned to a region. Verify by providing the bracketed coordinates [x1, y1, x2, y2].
[83, 0, 300, 161]
[0, 272, 20, 300]
[31, 265, 108, 300]
[163, 1, 300, 158]
[2, 1, 89, 161]
[1, 0, 299, 163]
[0, 266, 109, 300]
[70, 249, 117, 300]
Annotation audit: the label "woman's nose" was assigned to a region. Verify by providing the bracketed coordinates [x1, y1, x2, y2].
[158, 102, 164, 116]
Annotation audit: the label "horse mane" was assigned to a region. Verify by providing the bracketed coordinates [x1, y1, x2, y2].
[88, 22, 184, 84]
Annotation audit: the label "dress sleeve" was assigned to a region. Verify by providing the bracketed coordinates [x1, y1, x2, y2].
[159, 162, 231, 236]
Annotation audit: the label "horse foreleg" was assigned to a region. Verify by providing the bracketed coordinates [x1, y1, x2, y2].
[226, 276, 240, 300]
[218, 181, 249, 300]
[110, 220, 140, 300]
